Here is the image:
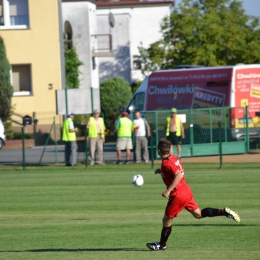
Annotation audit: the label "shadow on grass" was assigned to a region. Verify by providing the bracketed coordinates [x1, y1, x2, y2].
[172, 223, 251, 227]
[0, 248, 147, 253]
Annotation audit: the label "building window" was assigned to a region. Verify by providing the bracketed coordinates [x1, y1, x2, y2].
[11, 64, 32, 96]
[0, 0, 29, 29]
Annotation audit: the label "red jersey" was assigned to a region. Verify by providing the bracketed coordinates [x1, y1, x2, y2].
[160, 155, 187, 191]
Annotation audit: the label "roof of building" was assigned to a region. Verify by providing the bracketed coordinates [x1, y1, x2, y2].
[62, 0, 96, 4]
[97, 0, 174, 8]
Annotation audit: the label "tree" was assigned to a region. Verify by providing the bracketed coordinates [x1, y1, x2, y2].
[100, 77, 132, 131]
[135, 0, 260, 75]
[0, 36, 14, 120]
[65, 48, 83, 89]
[131, 80, 143, 94]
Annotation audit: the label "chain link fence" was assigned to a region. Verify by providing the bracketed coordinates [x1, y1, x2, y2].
[1, 107, 259, 166]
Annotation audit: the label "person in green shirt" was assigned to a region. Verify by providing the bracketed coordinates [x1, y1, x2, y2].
[114, 111, 134, 164]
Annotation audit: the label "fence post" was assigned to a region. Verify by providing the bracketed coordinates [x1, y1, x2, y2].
[218, 121, 223, 169]
[190, 110, 194, 156]
[132, 134, 136, 162]
[151, 128, 154, 169]
[54, 117, 58, 164]
[245, 106, 249, 152]
[39, 121, 54, 165]
[85, 128, 88, 168]
[22, 127, 26, 170]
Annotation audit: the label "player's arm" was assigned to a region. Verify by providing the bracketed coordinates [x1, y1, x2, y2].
[162, 170, 183, 198]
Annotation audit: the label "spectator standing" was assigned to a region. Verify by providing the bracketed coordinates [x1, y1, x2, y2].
[164, 108, 185, 159]
[86, 109, 106, 165]
[133, 110, 151, 163]
[62, 112, 78, 166]
[115, 111, 134, 164]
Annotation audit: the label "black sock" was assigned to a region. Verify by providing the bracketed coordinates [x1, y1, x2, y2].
[160, 226, 172, 248]
[201, 208, 224, 218]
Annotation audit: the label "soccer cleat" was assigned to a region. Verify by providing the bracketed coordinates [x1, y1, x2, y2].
[146, 242, 166, 251]
[223, 207, 241, 222]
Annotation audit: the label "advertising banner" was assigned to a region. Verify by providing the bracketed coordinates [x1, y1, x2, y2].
[146, 68, 232, 111]
[234, 68, 260, 125]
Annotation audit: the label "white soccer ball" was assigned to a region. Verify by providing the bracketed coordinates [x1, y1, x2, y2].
[132, 174, 144, 187]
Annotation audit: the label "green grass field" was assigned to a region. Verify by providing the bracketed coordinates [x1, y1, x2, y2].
[0, 162, 259, 260]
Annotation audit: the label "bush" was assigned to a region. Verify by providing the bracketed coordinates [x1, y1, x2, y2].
[12, 132, 34, 140]
[100, 77, 132, 132]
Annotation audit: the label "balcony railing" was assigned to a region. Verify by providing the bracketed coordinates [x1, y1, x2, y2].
[92, 34, 113, 57]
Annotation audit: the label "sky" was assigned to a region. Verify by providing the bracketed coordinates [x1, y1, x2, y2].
[173, 0, 260, 18]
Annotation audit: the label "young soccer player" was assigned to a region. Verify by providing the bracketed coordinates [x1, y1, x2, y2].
[146, 139, 241, 251]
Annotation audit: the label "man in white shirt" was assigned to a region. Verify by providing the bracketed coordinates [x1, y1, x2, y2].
[133, 110, 151, 163]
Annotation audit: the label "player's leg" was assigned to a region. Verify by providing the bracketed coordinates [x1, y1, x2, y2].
[189, 207, 241, 222]
[189, 207, 202, 218]
[185, 187, 240, 222]
[146, 215, 172, 251]
[160, 215, 173, 248]
[147, 195, 183, 251]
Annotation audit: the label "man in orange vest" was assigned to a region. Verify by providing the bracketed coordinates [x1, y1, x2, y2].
[164, 108, 185, 159]
[86, 109, 106, 165]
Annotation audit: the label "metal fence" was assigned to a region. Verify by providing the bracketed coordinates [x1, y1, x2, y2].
[1, 107, 259, 167]
[141, 106, 259, 158]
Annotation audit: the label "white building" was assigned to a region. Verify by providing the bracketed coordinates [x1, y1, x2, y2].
[60, 0, 103, 113]
[96, 0, 174, 84]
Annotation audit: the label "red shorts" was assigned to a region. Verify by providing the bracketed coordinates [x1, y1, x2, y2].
[165, 184, 199, 219]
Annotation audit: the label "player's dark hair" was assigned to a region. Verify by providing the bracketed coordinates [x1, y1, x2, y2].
[157, 139, 171, 155]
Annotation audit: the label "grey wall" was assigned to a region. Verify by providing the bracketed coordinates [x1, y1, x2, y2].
[97, 13, 131, 84]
